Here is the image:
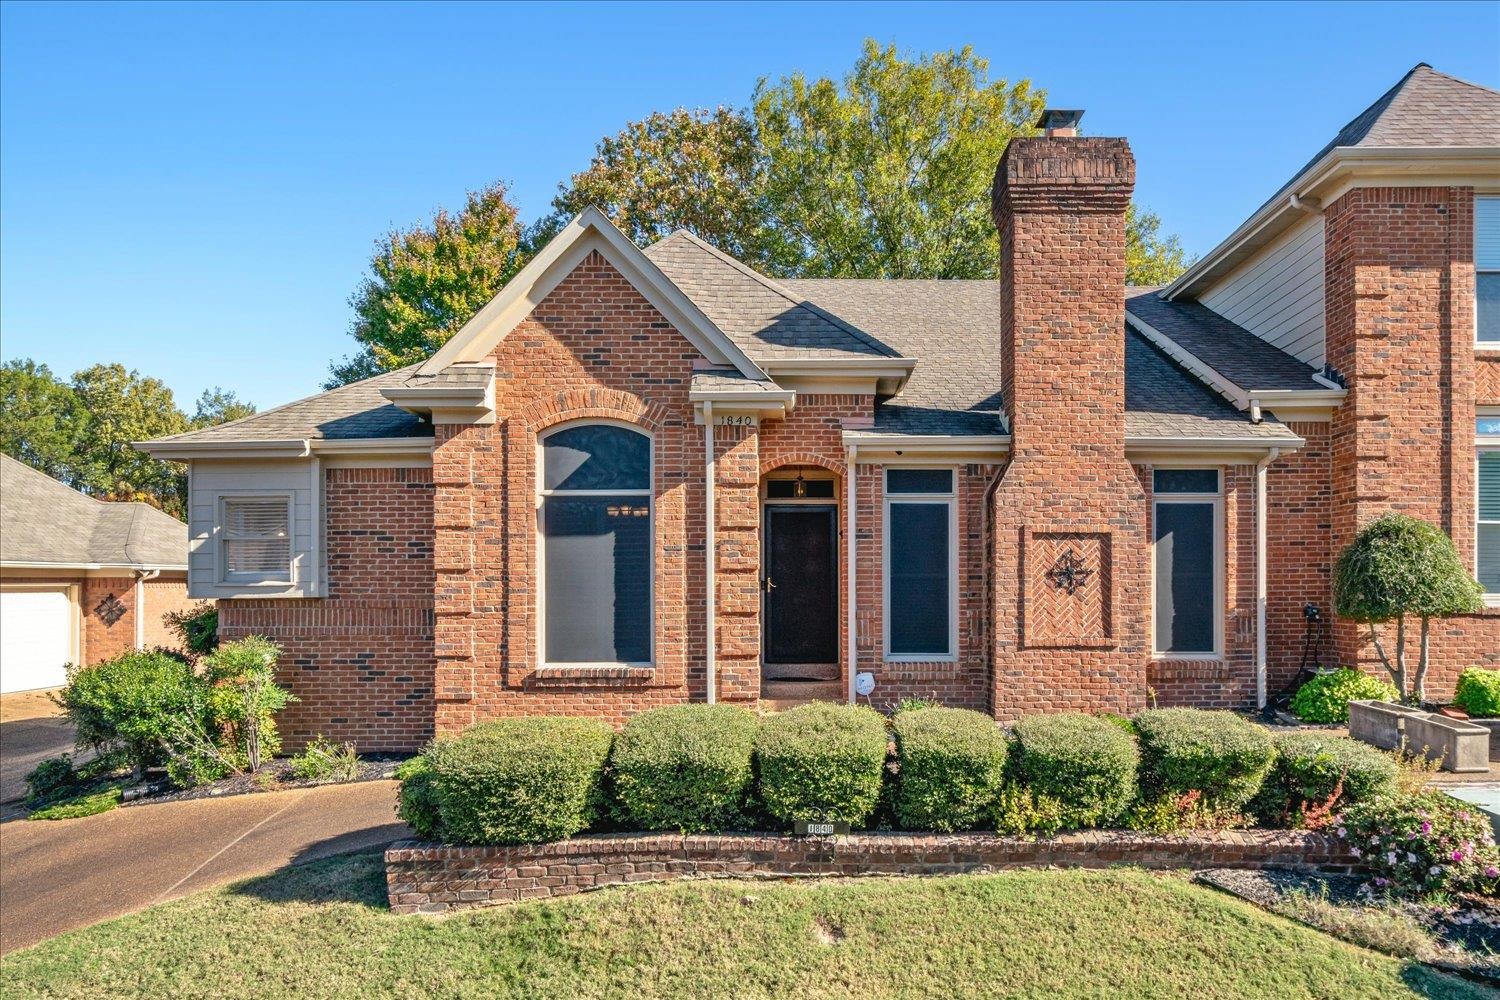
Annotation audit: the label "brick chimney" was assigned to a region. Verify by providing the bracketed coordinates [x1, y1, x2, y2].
[987, 116, 1149, 718]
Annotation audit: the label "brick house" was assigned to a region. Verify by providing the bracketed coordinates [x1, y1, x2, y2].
[139, 64, 1500, 752]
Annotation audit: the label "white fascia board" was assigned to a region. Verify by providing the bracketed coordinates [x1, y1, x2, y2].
[843, 432, 1011, 464]
[134, 438, 311, 461]
[417, 207, 766, 381]
[1124, 313, 1251, 411]
[2, 559, 189, 572]
[760, 357, 916, 377]
[1125, 435, 1304, 464]
[310, 437, 437, 456]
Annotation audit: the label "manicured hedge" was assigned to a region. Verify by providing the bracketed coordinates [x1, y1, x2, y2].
[1289, 668, 1398, 724]
[1009, 713, 1139, 829]
[1454, 667, 1500, 718]
[610, 704, 759, 832]
[892, 708, 1008, 832]
[1253, 731, 1397, 825]
[430, 717, 614, 845]
[395, 753, 442, 840]
[755, 703, 888, 827]
[1135, 708, 1275, 811]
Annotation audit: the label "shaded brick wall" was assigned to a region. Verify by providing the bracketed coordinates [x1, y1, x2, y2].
[83, 577, 139, 665]
[220, 467, 435, 752]
[140, 577, 198, 651]
[1265, 422, 1335, 692]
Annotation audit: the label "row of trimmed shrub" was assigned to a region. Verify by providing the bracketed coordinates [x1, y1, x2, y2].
[398, 703, 1399, 846]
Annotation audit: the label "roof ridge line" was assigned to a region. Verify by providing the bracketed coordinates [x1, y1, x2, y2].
[1414, 62, 1500, 98]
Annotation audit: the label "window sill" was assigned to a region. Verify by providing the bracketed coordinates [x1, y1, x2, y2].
[532, 664, 655, 683]
[884, 655, 958, 664]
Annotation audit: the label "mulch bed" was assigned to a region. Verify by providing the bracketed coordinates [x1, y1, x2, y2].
[120, 755, 407, 807]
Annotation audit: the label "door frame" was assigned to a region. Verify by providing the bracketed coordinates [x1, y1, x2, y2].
[760, 502, 840, 675]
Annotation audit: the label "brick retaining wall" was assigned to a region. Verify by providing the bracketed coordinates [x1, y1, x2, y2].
[385, 830, 1360, 915]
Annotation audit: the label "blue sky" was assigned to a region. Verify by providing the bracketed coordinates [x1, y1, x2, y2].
[3, 1, 1497, 409]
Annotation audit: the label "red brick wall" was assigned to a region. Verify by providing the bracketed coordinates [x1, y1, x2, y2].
[83, 577, 139, 665]
[1264, 422, 1335, 692]
[1324, 186, 1500, 696]
[220, 467, 435, 752]
[140, 577, 197, 651]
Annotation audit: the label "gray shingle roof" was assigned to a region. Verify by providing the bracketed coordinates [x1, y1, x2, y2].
[1123, 333, 1297, 442]
[1125, 290, 1326, 391]
[691, 369, 784, 393]
[1, 455, 187, 568]
[643, 232, 899, 361]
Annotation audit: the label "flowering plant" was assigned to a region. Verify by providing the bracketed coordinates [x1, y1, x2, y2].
[1336, 791, 1500, 897]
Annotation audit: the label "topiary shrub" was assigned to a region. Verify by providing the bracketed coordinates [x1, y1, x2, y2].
[610, 704, 758, 832]
[1134, 708, 1275, 812]
[395, 753, 442, 840]
[430, 717, 614, 845]
[1454, 667, 1500, 718]
[1289, 668, 1398, 724]
[1009, 713, 1139, 829]
[755, 703, 888, 827]
[1252, 731, 1398, 826]
[891, 707, 1007, 832]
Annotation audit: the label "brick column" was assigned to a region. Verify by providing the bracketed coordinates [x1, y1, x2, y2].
[432, 422, 482, 732]
[989, 135, 1149, 717]
[713, 422, 760, 702]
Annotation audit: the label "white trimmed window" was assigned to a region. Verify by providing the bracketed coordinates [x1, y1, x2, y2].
[1479, 196, 1500, 348]
[220, 497, 292, 583]
[539, 422, 653, 665]
[1152, 469, 1223, 657]
[883, 468, 957, 660]
[1479, 412, 1500, 601]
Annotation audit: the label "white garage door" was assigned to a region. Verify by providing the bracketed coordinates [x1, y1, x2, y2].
[1, 589, 74, 693]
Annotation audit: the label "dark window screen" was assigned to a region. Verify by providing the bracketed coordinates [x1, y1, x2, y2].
[543, 496, 651, 663]
[1154, 501, 1215, 653]
[1152, 469, 1219, 495]
[765, 478, 836, 499]
[1479, 273, 1500, 346]
[542, 424, 650, 491]
[888, 502, 950, 655]
[887, 469, 954, 494]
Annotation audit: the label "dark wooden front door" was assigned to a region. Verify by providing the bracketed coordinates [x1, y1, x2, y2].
[762, 505, 838, 678]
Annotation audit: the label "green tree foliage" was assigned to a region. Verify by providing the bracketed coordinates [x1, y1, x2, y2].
[192, 387, 256, 428]
[0, 359, 84, 480]
[1334, 513, 1484, 703]
[1125, 204, 1191, 287]
[326, 182, 529, 387]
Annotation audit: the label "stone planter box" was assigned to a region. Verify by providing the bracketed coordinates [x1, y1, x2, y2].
[1470, 718, 1500, 762]
[1347, 699, 1425, 751]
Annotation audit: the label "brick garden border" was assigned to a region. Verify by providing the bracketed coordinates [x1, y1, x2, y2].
[386, 830, 1361, 915]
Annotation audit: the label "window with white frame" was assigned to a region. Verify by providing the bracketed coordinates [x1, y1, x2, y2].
[1478, 196, 1500, 347]
[1152, 469, 1222, 656]
[1479, 412, 1500, 598]
[220, 497, 292, 582]
[539, 423, 653, 665]
[884, 468, 957, 659]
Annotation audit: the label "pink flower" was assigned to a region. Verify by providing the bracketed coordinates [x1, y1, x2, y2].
[1452, 850, 1466, 862]
[1421, 821, 1432, 834]
[1351, 847, 1361, 858]
[1485, 866, 1498, 878]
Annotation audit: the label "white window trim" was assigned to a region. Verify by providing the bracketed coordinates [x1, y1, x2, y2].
[1478, 407, 1500, 606]
[216, 493, 295, 586]
[1477, 194, 1500, 351]
[882, 467, 959, 663]
[535, 420, 655, 670]
[1150, 469, 1226, 659]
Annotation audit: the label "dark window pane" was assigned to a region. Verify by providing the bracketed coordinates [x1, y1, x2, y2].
[1480, 524, 1500, 594]
[1479, 273, 1500, 346]
[1154, 502, 1215, 654]
[887, 469, 954, 494]
[1153, 469, 1220, 495]
[1481, 453, 1500, 521]
[888, 502, 950, 655]
[543, 495, 651, 662]
[543, 424, 650, 491]
[766, 478, 836, 499]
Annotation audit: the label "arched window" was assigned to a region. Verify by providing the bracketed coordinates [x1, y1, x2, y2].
[539, 423, 653, 664]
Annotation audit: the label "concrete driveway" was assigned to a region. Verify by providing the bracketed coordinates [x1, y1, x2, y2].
[0, 778, 409, 954]
[0, 690, 76, 809]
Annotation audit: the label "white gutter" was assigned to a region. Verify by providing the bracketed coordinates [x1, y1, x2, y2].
[704, 401, 716, 705]
[133, 568, 161, 650]
[846, 443, 857, 704]
[1254, 447, 1281, 709]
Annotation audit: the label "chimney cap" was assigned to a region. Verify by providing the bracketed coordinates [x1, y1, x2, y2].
[1036, 109, 1085, 135]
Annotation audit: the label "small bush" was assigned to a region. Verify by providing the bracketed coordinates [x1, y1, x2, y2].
[27, 787, 122, 821]
[430, 717, 614, 845]
[1337, 792, 1500, 897]
[1009, 713, 1139, 829]
[893, 697, 938, 715]
[755, 703, 888, 827]
[1123, 790, 1229, 833]
[24, 755, 77, 807]
[892, 708, 1007, 832]
[610, 704, 758, 832]
[1253, 732, 1398, 826]
[290, 737, 361, 783]
[1453, 667, 1500, 718]
[1290, 669, 1398, 724]
[1134, 709, 1276, 812]
[55, 650, 203, 776]
[395, 753, 442, 840]
[991, 784, 1064, 837]
[163, 602, 219, 657]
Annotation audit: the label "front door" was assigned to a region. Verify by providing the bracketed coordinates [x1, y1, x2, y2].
[762, 505, 838, 678]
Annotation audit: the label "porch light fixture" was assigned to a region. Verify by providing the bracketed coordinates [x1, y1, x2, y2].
[793, 472, 807, 499]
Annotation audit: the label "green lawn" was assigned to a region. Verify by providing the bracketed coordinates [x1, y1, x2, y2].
[1, 853, 1485, 1000]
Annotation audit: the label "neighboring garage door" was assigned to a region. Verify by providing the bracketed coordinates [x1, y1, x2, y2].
[1, 588, 74, 693]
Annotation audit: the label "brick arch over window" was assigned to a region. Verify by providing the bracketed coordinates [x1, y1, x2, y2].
[760, 453, 846, 477]
[519, 387, 671, 436]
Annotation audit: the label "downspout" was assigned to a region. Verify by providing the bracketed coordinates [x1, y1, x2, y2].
[704, 402, 716, 705]
[133, 568, 161, 650]
[846, 444, 857, 704]
[1255, 447, 1281, 710]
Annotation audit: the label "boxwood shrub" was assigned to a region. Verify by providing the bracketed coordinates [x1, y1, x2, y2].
[430, 717, 614, 844]
[1009, 713, 1139, 829]
[892, 707, 1007, 832]
[610, 704, 758, 832]
[1289, 668, 1398, 724]
[1454, 667, 1500, 718]
[1252, 731, 1397, 825]
[395, 752, 442, 840]
[1134, 708, 1275, 811]
[755, 703, 888, 826]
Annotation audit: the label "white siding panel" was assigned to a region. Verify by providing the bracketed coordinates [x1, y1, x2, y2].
[187, 460, 320, 599]
[1201, 215, 1327, 368]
